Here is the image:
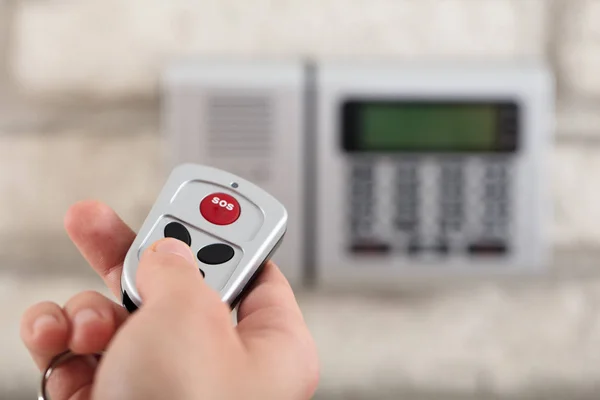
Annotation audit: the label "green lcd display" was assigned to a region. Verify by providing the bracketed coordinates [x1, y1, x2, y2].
[342, 101, 518, 153]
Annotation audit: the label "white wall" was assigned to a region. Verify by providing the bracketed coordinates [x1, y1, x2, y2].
[8, 0, 547, 97]
[2, 1, 600, 398]
[1, 0, 600, 250]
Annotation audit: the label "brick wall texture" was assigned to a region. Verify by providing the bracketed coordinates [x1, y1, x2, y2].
[3, 1, 600, 398]
[1, 0, 599, 249]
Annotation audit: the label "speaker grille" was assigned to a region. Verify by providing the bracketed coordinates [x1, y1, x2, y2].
[204, 94, 273, 182]
[207, 95, 272, 157]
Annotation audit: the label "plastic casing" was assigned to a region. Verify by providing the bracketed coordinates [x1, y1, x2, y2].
[121, 163, 288, 309]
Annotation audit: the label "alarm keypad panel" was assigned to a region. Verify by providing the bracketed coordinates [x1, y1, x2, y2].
[348, 157, 515, 258]
[343, 98, 519, 260]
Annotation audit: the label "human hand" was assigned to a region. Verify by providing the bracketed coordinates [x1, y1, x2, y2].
[20, 201, 319, 400]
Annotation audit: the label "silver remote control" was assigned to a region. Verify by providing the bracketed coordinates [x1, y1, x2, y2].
[120, 163, 288, 312]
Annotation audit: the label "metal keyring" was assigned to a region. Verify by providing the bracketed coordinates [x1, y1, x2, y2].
[38, 350, 104, 400]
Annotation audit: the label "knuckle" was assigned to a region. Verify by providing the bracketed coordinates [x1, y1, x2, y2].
[64, 290, 107, 311]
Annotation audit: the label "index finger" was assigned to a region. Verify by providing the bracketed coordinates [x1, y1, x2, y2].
[235, 261, 319, 398]
[236, 261, 311, 349]
[236, 261, 303, 324]
[64, 200, 136, 299]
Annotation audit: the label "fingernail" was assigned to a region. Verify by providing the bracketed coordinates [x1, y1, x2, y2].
[33, 315, 59, 335]
[153, 238, 196, 264]
[74, 309, 101, 328]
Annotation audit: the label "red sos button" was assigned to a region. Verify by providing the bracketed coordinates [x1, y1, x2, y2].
[200, 193, 241, 225]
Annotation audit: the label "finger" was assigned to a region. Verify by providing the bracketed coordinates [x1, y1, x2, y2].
[64, 200, 136, 298]
[51, 290, 128, 400]
[21, 302, 96, 400]
[237, 261, 303, 325]
[21, 293, 128, 400]
[43, 355, 99, 400]
[20, 301, 70, 371]
[236, 261, 308, 344]
[235, 261, 319, 399]
[63, 290, 129, 354]
[136, 238, 232, 331]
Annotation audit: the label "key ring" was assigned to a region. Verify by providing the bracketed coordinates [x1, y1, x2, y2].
[38, 350, 104, 400]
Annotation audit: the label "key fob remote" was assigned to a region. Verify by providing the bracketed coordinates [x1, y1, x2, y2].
[120, 163, 287, 312]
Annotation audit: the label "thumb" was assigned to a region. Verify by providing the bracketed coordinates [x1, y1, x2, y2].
[135, 238, 226, 317]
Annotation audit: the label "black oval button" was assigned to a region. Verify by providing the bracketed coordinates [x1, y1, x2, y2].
[197, 243, 234, 265]
[164, 222, 191, 246]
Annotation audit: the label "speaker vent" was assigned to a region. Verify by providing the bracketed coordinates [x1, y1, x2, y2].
[205, 94, 273, 182]
[207, 95, 272, 157]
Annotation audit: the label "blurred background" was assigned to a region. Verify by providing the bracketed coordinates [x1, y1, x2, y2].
[2, 0, 600, 399]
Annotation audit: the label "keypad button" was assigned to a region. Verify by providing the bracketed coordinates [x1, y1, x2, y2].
[396, 168, 418, 183]
[407, 240, 422, 255]
[197, 243, 235, 265]
[424, 241, 450, 254]
[442, 185, 462, 199]
[354, 209, 372, 220]
[352, 165, 374, 181]
[396, 210, 416, 222]
[395, 220, 417, 232]
[485, 202, 508, 218]
[441, 166, 462, 178]
[468, 240, 508, 254]
[441, 221, 462, 233]
[350, 242, 391, 254]
[351, 185, 374, 199]
[484, 184, 507, 200]
[395, 186, 418, 199]
[485, 164, 509, 182]
[481, 220, 507, 238]
[200, 193, 241, 225]
[164, 222, 192, 246]
[442, 202, 462, 217]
